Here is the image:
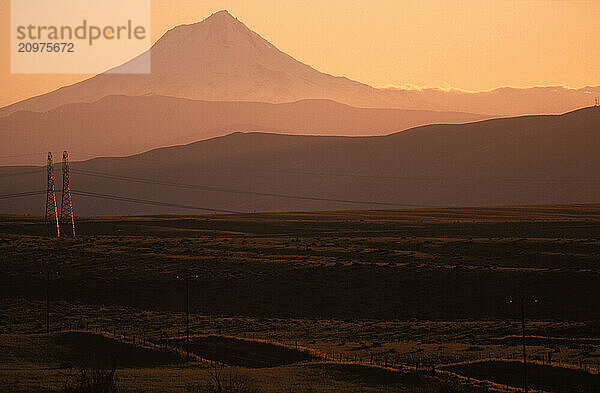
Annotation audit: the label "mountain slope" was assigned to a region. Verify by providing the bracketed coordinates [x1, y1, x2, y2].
[0, 10, 432, 118]
[2, 10, 595, 118]
[0, 95, 487, 166]
[2, 107, 599, 215]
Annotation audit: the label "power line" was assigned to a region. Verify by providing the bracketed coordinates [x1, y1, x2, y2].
[0, 190, 46, 200]
[0, 169, 45, 179]
[3, 187, 423, 214]
[70, 169, 431, 208]
[0, 152, 47, 159]
[243, 170, 600, 185]
[5, 152, 599, 213]
[61, 150, 600, 185]
[70, 190, 242, 214]
[5, 151, 600, 185]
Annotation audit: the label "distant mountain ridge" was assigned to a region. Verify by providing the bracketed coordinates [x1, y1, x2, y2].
[1, 10, 597, 118]
[0, 95, 488, 166]
[0, 10, 429, 117]
[2, 106, 599, 215]
[382, 85, 600, 117]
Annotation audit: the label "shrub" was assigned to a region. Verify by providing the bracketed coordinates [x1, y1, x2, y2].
[185, 363, 258, 393]
[61, 365, 118, 393]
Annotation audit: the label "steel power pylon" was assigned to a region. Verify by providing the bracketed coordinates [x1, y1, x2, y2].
[60, 151, 76, 237]
[45, 152, 60, 237]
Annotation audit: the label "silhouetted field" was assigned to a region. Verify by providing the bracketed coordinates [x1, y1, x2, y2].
[1, 205, 599, 321]
[169, 335, 315, 367]
[0, 332, 179, 369]
[442, 360, 600, 393]
[1, 205, 599, 391]
[0, 331, 491, 393]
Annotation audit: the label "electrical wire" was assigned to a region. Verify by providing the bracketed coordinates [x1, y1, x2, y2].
[70, 190, 242, 214]
[0, 169, 45, 179]
[0, 153, 47, 159]
[0, 190, 46, 200]
[70, 169, 432, 208]
[5, 151, 600, 184]
[64, 150, 600, 185]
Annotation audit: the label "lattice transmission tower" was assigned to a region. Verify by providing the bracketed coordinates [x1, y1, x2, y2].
[60, 151, 76, 237]
[45, 152, 60, 237]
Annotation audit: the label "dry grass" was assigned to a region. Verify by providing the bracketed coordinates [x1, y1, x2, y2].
[1, 206, 599, 392]
[0, 332, 181, 369]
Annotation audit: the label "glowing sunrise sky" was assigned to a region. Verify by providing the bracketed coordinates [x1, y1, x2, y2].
[1, 0, 599, 107]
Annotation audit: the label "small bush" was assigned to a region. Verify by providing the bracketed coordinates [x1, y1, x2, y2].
[62, 365, 118, 393]
[185, 363, 258, 393]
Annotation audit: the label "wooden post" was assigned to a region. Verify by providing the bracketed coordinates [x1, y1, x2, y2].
[520, 298, 528, 393]
[45, 271, 50, 334]
[185, 273, 189, 363]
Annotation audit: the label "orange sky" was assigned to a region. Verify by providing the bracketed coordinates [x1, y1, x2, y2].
[1, 0, 599, 108]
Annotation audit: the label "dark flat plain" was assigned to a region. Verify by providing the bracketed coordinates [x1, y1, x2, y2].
[1, 205, 599, 321]
[1, 205, 599, 392]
